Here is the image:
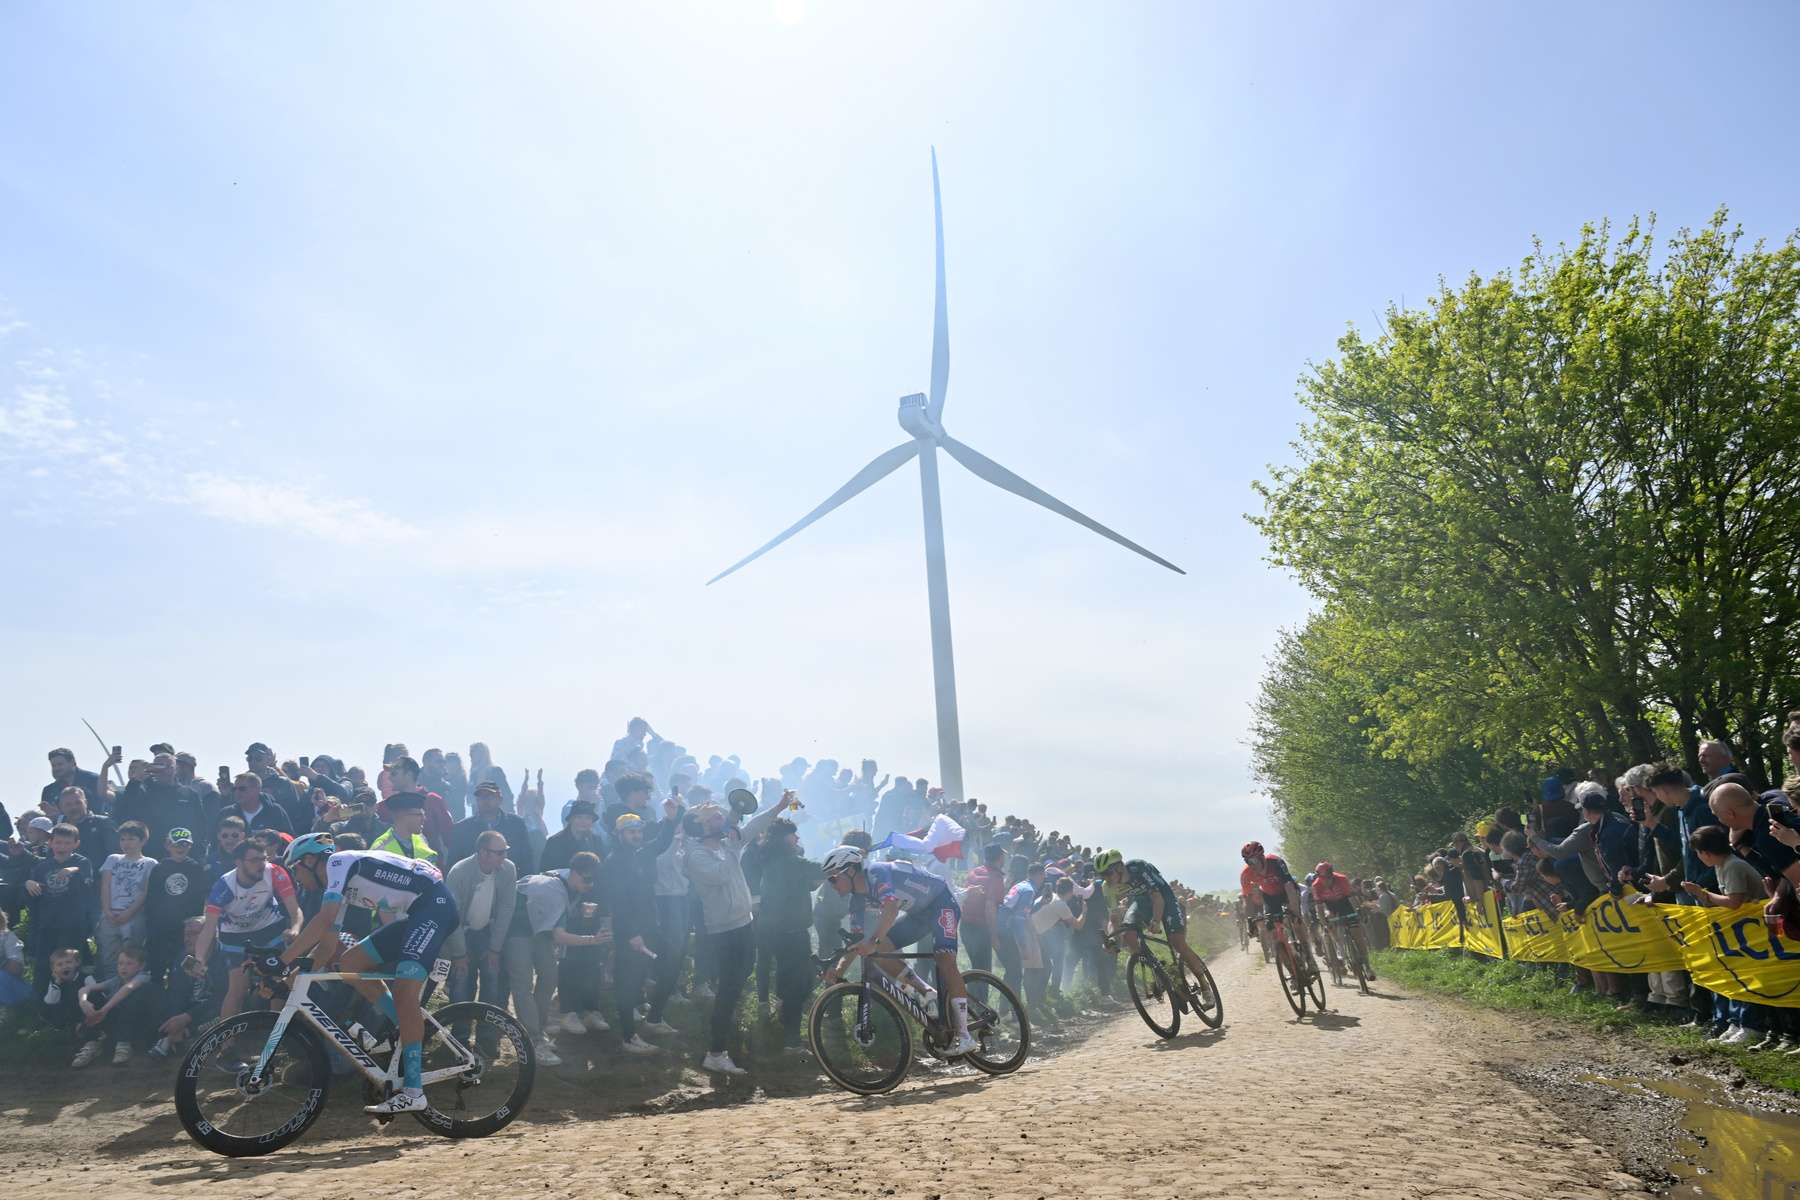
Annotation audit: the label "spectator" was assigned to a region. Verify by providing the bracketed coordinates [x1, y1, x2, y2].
[43, 748, 105, 816]
[218, 772, 295, 838]
[144, 827, 208, 979]
[1683, 821, 1770, 1046]
[960, 844, 1006, 974]
[1539, 777, 1577, 839]
[97, 821, 157, 980]
[0, 909, 30, 1020]
[148, 917, 217, 1058]
[1696, 739, 1737, 783]
[376, 757, 453, 857]
[2, 816, 52, 930]
[602, 774, 655, 841]
[561, 768, 607, 829]
[683, 795, 795, 1076]
[114, 752, 206, 857]
[504, 851, 609, 1066]
[419, 748, 467, 821]
[71, 941, 162, 1066]
[246, 742, 309, 833]
[541, 800, 605, 872]
[516, 779, 549, 869]
[443, 829, 518, 1015]
[26, 824, 96, 981]
[755, 816, 824, 1052]
[468, 742, 514, 812]
[450, 780, 535, 873]
[172, 753, 221, 823]
[605, 804, 684, 1053]
[372, 791, 439, 864]
[58, 787, 119, 865]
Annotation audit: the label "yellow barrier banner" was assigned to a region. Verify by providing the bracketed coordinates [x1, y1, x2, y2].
[1463, 892, 1506, 958]
[1665, 903, 1800, 1008]
[1501, 907, 1568, 963]
[1420, 901, 1463, 949]
[1389, 904, 1427, 949]
[1562, 895, 1687, 974]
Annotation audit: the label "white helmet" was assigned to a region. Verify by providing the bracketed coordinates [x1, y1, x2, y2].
[822, 845, 865, 877]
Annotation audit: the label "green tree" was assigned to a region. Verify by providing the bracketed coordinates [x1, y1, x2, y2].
[1253, 212, 1800, 791]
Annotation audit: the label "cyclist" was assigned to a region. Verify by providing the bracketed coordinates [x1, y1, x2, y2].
[1239, 842, 1308, 975]
[820, 846, 978, 1057]
[1310, 861, 1374, 980]
[190, 836, 303, 1023]
[1093, 850, 1211, 985]
[272, 835, 460, 1116]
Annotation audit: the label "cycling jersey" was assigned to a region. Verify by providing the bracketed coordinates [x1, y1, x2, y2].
[1311, 871, 1353, 903]
[322, 850, 443, 920]
[205, 865, 297, 935]
[849, 861, 960, 953]
[1240, 855, 1295, 899]
[1106, 859, 1185, 936]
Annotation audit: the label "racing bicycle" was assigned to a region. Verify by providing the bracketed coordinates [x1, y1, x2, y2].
[1251, 911, 1327, 1018]
[808, 940, 1029, 1096]
[1323, 912, 1373, 996]
[174, 956, 534, 1157]
[1115, 927, 1223, 1039]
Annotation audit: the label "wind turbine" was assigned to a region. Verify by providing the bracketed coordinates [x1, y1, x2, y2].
[708, 150, 1184, 800]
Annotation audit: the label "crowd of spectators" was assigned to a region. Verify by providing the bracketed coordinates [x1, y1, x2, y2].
[0, 718, 1211, 1077]
[1364, 714, 1800, 1053]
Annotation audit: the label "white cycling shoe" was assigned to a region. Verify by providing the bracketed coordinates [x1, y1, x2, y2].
[946, 1033, 979, 1057]
[364, 1091, 429, 1115]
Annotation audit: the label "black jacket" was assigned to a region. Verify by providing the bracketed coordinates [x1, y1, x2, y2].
[114, 780, 208, 855]
[539, 827, 607, 874]
[448, 812, 536, 875]
[602, 817, 680, 943]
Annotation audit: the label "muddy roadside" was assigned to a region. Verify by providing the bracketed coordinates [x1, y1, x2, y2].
[1406, 986, 1800, 1192]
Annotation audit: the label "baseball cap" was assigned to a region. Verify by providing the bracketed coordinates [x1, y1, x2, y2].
[246, 742, 273, 757]
[1578, 790, 1609, 811]
[168, 827, 195, 844]
[27, 816, 54, 833]
[474, 780, 503, 796]
[614, 813, 645, 832]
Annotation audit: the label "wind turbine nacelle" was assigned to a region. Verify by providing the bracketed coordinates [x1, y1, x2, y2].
[897, 392, 938, 441]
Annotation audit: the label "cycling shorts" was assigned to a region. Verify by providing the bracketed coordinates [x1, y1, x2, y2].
[219, 924, 288, 963]
[1253, 890, 1290, 922]
[1322, 896, 1358, 922]
[1123, 884, 1186, 937]
[357, 881, 460, 981]
[883, 896, 961, 954]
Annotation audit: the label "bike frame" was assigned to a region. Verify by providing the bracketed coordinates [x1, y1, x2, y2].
[247, 962, 474, 1091]
[832, 948, 950, 1041]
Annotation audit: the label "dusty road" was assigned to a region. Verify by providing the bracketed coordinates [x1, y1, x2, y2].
[2, 948, 1644, 1198]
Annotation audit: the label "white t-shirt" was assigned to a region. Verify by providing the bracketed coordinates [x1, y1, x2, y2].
[102, 854, 158, 914]
[466, 871, 496, 932]
[0, 930, 22, 967]
[1030, 897, 1075, 936]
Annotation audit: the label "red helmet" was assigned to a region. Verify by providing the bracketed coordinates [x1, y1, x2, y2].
[1241, 841, 1265, 861]
[1316, 861, 1334, 876]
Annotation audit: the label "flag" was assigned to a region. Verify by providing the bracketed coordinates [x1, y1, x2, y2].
[872, 813, 965, 862]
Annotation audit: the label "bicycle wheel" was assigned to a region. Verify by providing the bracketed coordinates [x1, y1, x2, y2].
[175, 1010, 332, 1157]
[1347, 934, 1372, 996]
[1304, 944, 1328, 1009]
[1178, 955, 1224, 1029]
[1126, 951, 1180, 1038]
[410, 1002, 535, 1138]
[1325, 932, 1346, 987]
[1273, 941, 1308, 1018]
[959, 969, 1029, 1074]
[809, 982, 914, 1095]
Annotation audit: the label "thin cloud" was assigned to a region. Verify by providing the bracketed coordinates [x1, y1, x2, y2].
[183, 473, 419, 545]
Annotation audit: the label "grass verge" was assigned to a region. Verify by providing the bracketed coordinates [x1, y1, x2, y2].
[1376, 947, 1800, 1092]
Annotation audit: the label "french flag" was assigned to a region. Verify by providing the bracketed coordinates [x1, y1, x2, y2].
[873, 813, 965, 862]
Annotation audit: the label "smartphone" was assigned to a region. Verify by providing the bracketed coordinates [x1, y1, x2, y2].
[300, 756, 310, 768]
[112, 745, 121, 758]
[180, 954, 205, 976]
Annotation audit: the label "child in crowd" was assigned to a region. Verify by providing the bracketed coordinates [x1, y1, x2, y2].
[1684, 825, 1771, 1045]
[25, 824, 95, 983]
[73, 940, 163, 1067]
[205, 816, 247, 877]
[36, 947, 85, 1035]
[145, 827, 208, 980]
[0, 909, 31, 1021]
[99, 821, 158, 980]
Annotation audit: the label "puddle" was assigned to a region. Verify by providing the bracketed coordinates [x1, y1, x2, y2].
[1588, 1074, 1800, 1197]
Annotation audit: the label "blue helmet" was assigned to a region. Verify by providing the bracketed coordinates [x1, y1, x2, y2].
[284, 833, 335, 867]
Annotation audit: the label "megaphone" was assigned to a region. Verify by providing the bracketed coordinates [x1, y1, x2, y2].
[728, 788, 760, 817]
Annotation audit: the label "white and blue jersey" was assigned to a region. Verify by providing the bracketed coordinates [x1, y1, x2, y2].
[323, 851, 458, 979]
[851, 861, 960, 953]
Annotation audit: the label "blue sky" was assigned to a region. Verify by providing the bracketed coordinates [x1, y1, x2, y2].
[2, 2, 1796, 888]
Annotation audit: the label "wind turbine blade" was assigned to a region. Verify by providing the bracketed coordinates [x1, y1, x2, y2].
[927, 148, 949, 423]
[706, 440, 923, 585]
[939, 435, 1186, 574]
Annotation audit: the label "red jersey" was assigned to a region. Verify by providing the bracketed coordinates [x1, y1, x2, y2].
[1310, 871, 1353, 903]
[1240, 855, 1294, 899]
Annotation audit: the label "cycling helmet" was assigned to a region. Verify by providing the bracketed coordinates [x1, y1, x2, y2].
[1241, 841, 1265, 861]
[1316, 861, 1334, 876]
[284, 832, 336, 867]
[1093, 849, 1124, 874]
[821, 845, 865, 877]
[1304, 872, 1318, 884]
